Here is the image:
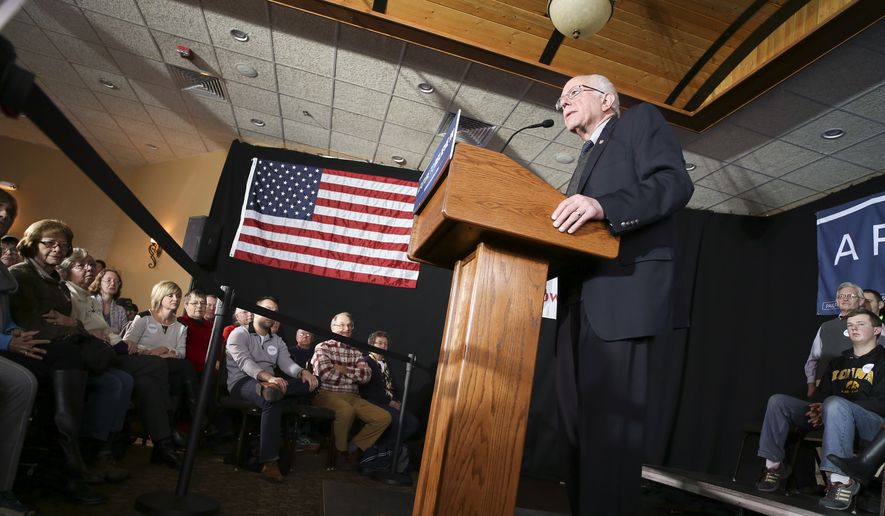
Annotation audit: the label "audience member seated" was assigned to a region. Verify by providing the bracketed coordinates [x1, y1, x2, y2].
[0, 191, 40, 514]
[179, 289, 212, 375]
[805, 282, 864, 397]
[361, 331, 420, 448]
[93, 259, 106, 275]
[0, 234, 21, 267]
[288, 329, 315, 370]
[89, 268, 128, 336]
[311, 312, 391, 469]
[222, 308, 252, 342]
[204, 295, 218, 323]
[225, 296, 318, 482]
[5, 219, 105, 503]
[59, 248, 131, 482]
[863, 288, 883, 318]
[123, 281, 199, 447]
[756, 308, 885, 511]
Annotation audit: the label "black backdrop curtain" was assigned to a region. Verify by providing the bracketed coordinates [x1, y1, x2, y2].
[202, 140, 885, 482]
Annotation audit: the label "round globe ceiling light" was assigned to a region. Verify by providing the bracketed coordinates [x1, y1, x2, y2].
[547, 0, 615, 40]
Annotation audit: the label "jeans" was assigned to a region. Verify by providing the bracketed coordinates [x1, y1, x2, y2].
[757, 394, 885, 473]
[230, 375, 311, 463]
[82, 368, 134, 440]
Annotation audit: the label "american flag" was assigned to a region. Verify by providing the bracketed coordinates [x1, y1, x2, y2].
[230, 158, 420, 288]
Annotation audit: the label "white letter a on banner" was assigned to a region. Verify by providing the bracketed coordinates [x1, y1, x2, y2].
[834, 233, 859, 266]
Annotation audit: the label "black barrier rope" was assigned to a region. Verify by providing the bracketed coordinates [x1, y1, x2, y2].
[0, 35, 426, 372]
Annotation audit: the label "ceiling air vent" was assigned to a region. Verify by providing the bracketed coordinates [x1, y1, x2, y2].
[436, 112, 498, 147]
[167, 64, 227, 101]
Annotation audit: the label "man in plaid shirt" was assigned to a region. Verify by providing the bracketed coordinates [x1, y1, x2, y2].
[311, 312, 391, 469]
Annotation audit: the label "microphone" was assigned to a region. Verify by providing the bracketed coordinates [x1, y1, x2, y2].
[500, 119, 555, 153]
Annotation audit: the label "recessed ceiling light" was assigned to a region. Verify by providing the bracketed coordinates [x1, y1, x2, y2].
[685, 162, 697, 171]
[99, 78, 117, 89]
[554, 152, 574, 164]
[0, 181, 18, 191]
[145, 144, 159, 150]
[235, 63, 258, 78]
[250, 118, 266, 127]
[230, 29, 250, 42]
[391, 155, 406, 165]
[821, 128, 845, 139]
[417, 83, 434, 94]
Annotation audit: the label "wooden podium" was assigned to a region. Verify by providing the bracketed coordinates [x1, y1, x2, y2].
[408, 143, 619, 515]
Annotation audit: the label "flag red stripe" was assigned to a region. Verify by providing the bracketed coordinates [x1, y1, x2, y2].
[320, 180, 415, 204]
[325, 169, 418, 188]
[315, 197, 413, 219]
[311, 214, 412, 235]
[240, 224, 411, 254]
[233, 249, 419, 288]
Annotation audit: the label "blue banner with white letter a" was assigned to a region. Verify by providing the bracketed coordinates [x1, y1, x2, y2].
[816, 192, 885, 315]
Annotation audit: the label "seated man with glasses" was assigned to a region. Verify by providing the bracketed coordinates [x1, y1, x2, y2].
[805, 282, 866, 398]
[179, 289, 213, 375]
[0, 235, 21, 267]
[311, 312, 391, 470]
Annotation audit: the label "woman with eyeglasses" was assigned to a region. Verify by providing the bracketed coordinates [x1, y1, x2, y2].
[6, 219, 106, 504]
[58, 248, 131, 482]
[123, 281, 199, 448]
[89, 268, 128, 336]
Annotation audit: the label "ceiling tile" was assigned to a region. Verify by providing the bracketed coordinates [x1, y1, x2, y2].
[233, 106, 282, 138]
[1, 20, 63, 58]
[333, 81, 389, 121]
[114, 116, 162, 139]
[83, 10, 161, 60]
[215, 48, 276, 92]
[393, 44, 468, 109]
[72, 63, 137, 100]
[502, 101, 562, 135]
[169, 143, 206, 159]
[226, 81, 280, 117]
[850, 19, 884, 54]
[841, 86, 885, 124]
[270, 4, 336, 77]
[683, 122, 770, 162]
[695, 165, 773, 195]
[781, 43, 885, 107]
[45, 30, 120, 73]
[284, 141, 328, 156]
[681, 150, 724, 182]
[137, 0, 210, 43]
[781, 157, 875, 192]
[329, 132, 375, 161]
[379, 123, 433, 155]
[203, 0, 272, 61]
[534, 142, 586, 173]
[554, 127, 582, 147]
[526, 162, 571, 189]
[41, 81, 102, 110]
[76, 0, 143, 24]
[452, 64, 530, 125]
[833, 133, 885, 171]
[67, 105, 118, 129]
[521, 81, 562, 108]
[497, 128, 547, 163]
[199, 125, 237, 151]
[686, 185, 731, 210]
[731, 140, 824, 178]
[781, 109, 885, 155]
[737, 179, 818, 208]
[276, 65, 332, 106]
[95, 92, 151, 122]
[729, 87, 830, 138]
[16, 49, 86, 87]
[282, 119, 329, 149]
[11, 8, 34, 24]
[374, 144, 422, 169]
[280, 95, 330, 130]
[336, 25, 403, 94]
[145, 104, 196, 134]
[150, 30, 220, 73]
[161, 127, 204, 151]
[671, 125, 702, 148]
[385, 97, 447, 134]
[88, 123, 134, 146]
[108, 49, 175, 87]
[185, 94, 235, 126]
[710, 196, 769, 216]
[130, 79, 186, 112]
[24, 0, 99, 42]
[331, 109, 383, 141]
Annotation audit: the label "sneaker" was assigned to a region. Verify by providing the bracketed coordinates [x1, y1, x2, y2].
[260, 461, 284, 483]
[0, 490, 35, 516]
[755, 463, 791, 492]
[296, 436, 320, 452]
[819, 480, 860, 511]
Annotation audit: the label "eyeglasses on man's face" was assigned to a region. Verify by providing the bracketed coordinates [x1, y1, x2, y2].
[555, 84, 606, 112]
[836, 293, 860, 300]
[39, 239, 70, 250]
[71, 262, 96, 270]
[1, 247, 18, 255]
[332, 322, 354, 329]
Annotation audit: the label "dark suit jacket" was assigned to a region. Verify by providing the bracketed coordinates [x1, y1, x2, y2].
[361, 354, 401, 406]
[572, 103, 694, 341]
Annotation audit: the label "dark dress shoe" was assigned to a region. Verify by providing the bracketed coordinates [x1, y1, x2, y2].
[61, 479, 106, 505]
[93, 451, 130, 482]
[150, 438, 182, 469]
[260, 461, 284, 483]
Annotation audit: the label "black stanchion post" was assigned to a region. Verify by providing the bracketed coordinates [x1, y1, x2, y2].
[370, 353, 415, 486]
[134, 286, 233, 515]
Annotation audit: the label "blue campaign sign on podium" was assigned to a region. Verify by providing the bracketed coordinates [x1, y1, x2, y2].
[414, 110, 460, 214]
